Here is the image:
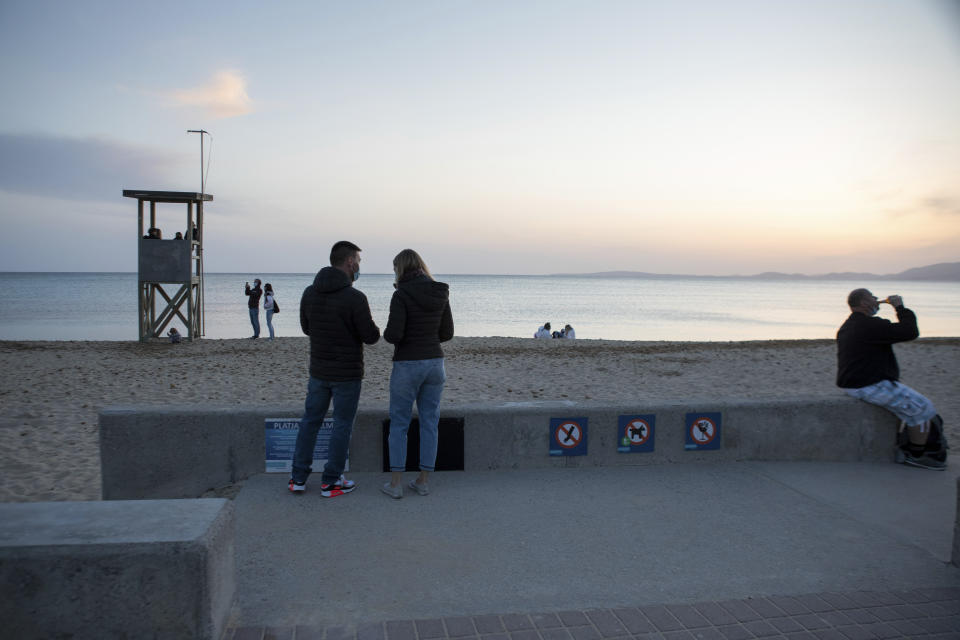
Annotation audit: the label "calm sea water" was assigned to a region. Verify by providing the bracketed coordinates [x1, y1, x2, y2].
[1, 272, 957, 341]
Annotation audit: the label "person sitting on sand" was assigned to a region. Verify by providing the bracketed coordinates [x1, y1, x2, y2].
[534, 322, 552, 339]
[563, 324, 576, 339]
[167, 327, 181, 343]
[836, 289, 946, 470]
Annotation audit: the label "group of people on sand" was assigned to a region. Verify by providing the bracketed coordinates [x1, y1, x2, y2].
[244, 279, 279, 340]
[287, 241, 454, 500]
[534, 322, 575, 339]
[279, 246, 947, 500]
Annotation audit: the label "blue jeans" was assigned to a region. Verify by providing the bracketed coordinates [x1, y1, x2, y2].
[265, 309, 275, 339]
[388, 358, 446, 472]
[291, 376, 362, 485]
[248, 307, 260, 337]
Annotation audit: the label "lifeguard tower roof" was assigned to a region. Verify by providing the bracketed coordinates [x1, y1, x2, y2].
[123, 190, 213, 203]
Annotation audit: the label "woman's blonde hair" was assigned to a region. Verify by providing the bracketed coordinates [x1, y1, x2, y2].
[393, 248, 433, 285]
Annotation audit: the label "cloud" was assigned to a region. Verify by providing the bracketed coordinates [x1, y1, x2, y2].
[921, 196, 960, 217]
[169, 70, 252, 118]
[0, 133, 185, 201]
[885, 194, 960, 219]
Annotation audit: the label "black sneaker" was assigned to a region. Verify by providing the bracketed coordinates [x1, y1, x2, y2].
[902, 452, 947, 470]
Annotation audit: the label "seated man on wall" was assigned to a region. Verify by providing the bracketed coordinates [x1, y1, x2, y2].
[836, 288, 946, 470]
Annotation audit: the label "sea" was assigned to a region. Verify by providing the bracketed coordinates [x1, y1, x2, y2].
[1, 272, 958, 342]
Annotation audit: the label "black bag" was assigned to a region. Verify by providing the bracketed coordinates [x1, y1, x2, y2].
[273, 300, 279, 313]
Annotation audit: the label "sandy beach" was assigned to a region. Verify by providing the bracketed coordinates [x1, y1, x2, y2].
[1, 336, 958, 503]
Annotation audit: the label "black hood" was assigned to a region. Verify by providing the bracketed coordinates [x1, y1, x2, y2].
[313, 266, 353, 293]
[398, 274, 448, 312]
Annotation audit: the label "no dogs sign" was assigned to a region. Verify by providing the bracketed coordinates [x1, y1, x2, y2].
[617, 415, 655, 453]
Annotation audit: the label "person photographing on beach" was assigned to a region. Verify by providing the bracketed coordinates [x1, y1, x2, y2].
[245, 279, 262, 339]
[289, 241, 380, 497]
[836, 288, 947, 470]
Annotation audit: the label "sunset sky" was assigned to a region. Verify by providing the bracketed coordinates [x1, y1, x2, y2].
[1, 0, 958, 275]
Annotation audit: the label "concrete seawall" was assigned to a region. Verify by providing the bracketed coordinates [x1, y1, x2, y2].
[100, 396, 898, 500]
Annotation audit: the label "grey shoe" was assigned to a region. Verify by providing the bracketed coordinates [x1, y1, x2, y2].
[902, 452, 947, 470]
[408, 479, 429, 496]
[381, 482, 403, 499]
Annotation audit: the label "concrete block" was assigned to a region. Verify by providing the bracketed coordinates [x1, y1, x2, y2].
[101, 396, 898, 500]
[0, 499, 234, 640]
[953, 477, 960, 567]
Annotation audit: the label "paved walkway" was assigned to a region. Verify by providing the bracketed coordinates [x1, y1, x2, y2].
[222, 463, 960, 640]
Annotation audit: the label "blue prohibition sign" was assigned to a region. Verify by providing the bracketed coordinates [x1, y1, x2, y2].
[618, 414, 655, 453]
[549, 417, 588, 456]
[684, 412, 722, 451]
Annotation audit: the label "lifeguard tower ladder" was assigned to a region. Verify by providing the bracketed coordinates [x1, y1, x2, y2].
[123, 190, 212, 342]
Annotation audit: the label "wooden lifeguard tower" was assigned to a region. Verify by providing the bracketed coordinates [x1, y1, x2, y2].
[124, 190, 212, 341]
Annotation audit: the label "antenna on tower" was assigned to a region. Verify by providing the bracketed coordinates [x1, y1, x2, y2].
[186, 129, 212, 197]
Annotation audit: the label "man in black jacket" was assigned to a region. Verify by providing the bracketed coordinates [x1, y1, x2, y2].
[837, 288, 943, 469]
[289, 241, 381, 496]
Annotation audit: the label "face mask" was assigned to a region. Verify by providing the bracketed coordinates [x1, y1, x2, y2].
[864, 302, 879, 316]
[352, 267, 360, 282]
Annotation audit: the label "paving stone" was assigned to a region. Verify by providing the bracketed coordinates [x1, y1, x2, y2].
[916, 616, 957, 634]
[912, 601, 952, 617]
[767, 597, 811, 616]
[835, 626, 873, 640]
[415, 619, 446, 639]
[539, 628, 573, 640]
[358, 623, 385, 640]
[793, 595, 834, 614]
[745, 598, 787, 619]
[844, 593, 885, 608]
[817, 611, 854, 627]
[585, 610, 628, 637]
[567, 626, 599, 640]
[856, 621, 901, 639]
[869, 592, 906, 606]
[691, 602, 737, 627]
[639, 606, 683, 632]
[510, 630, 541, 640]
[480, 634, 509, 640]
[793, 614, 831, 631]
[660, 631, 696, 640]
[233, 628, 263, 640]
[474, 616, 506, 634]
[610, 607, 655, 634]
[811, 630, 848, 640]
[889, 589, 930, 604]
[385, 621, 416, 640]
[556, 612, 590, 628]
[685, 628, 726, 640]
[503, 615, 535, 632]
[531, 614, 563, 630]
[741, 619, 780, 638]
[323, 625, 355, 640]
[264, 627, 293, 640]
[293, 624, 326, 640]
[768, 616, 804, 633]
[446, 617, 478, 637]
[715, 624, 753, 640]
[783, 632, 817, 640]
[716, 600, 761, 623]
[665, 605, 709, 630]
[817, 593, 860, 611]
[841, 609, 879, 625]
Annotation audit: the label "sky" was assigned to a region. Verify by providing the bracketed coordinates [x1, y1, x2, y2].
[1, 0, 959, 276]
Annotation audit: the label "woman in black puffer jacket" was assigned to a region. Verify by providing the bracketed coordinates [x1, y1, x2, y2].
[381, 249, 454, 499]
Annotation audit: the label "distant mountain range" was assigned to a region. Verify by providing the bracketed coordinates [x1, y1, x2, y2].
[553, 261, 960, 282]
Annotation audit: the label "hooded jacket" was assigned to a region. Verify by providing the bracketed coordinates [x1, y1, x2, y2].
[836, 305, 919, 388]
[300, 267, 380, 381]
[383, 272, 454, 361]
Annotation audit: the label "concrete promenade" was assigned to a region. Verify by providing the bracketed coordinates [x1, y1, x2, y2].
[223, 462, 960, 639]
